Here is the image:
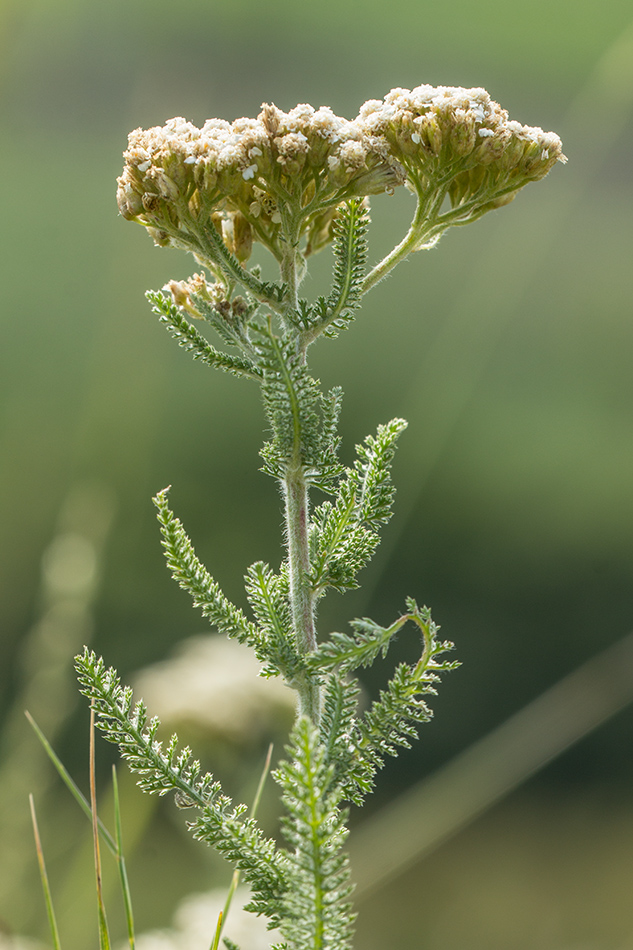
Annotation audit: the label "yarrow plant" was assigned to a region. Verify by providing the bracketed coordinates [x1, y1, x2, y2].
[74, 86, 565, 950]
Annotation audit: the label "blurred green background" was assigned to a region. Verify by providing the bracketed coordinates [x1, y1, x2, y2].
[1, 0, 633, 947]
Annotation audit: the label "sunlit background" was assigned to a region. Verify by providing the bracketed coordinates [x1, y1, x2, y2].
[1, 0, 633, 947]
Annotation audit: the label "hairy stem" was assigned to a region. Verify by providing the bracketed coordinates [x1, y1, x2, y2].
[284, 465, 320, 724]
[360, 193, 439, 295]
[280, 214, 304, 315]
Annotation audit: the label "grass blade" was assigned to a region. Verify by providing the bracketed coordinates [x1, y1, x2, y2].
[210, 909, 223, 950]
[26, 710, 117, 856]
[211, 744, 273, 949]
[90, 705, 111, 950]
[29, 794, 62, 950]
[112, 765, 135, 949]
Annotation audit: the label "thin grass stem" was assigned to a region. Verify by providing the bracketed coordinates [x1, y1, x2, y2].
[112, 765, 135, 950]
[29, 794, 62, 950]
[212, 744, 274, 948]
[90, 705, 111, 950]
[26, 711, 118, 856]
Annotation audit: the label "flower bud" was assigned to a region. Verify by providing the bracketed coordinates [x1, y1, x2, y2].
[116, 176, 144, 219]
[142, 192, 162, 214]
[422, 114, 443, 155]
[450, 111, 476, 156]
[148, 168, 180, 201]
[167, 279, 191, 308]
[231, 212, 253, 263]
[346, 159, 406, 197]
[147, 227, 171, 247]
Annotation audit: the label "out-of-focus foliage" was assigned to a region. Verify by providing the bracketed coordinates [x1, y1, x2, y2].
[0, 0, 632, 945]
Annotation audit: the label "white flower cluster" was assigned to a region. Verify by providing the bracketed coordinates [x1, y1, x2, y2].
[116, 102, 405, 259]
[117, 86, 564, 261]
[357, 85, 566, 220]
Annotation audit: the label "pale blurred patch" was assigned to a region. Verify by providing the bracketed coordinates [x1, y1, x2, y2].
[0, 938, 47, 950]
[133, 635, 296, 740]
[117, 886, 280, 950]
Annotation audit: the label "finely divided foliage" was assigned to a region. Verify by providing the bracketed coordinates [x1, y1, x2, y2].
[77, 86, 562, 949]
[275, 717, 354, 950]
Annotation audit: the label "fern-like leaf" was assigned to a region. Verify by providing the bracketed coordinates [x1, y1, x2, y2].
[350, 603, 458, 800]
[310, 603, 458, 805]
[146, 291, 260, 379]
[309, 492, 378, 595]
[153, 488, 262, 652]
[321, 199, 369, 339]
[75, 650, 287, 925]
[349, 417, 408, 529]
[257, 325, 324, 471]
[189, 293, 254, 354]
[308, 615, 401, 674]
[197, 221, 285, 307]
[274, 717, 355, 950]
[300, 200, 369, 342]
[244, 561, 304, 681]
[318, 675, 372, 806]
[309, 418, 407, 594]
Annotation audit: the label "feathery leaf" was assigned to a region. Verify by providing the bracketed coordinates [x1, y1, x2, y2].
[244, 561, 304, 681]
[146, 291, 260, 379]
[257, 325, 324, 472]
[349, 603, 458, 801]
[309, 418, 407, 594]
[275, 717, 355, 950]
[75, 649, 287, 925]
[153, 488, 261, 651]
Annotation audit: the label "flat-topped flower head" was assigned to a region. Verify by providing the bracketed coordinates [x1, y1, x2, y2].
[357, 85, 566, 244]
[116, 102, 405, 268]
[117, 87, 564, 282]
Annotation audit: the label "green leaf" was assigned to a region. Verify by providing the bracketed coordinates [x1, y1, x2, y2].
[309, 387, 345, 494]
[313, 603, 458, 805]
[318, 675, 372, 806]
[196, 220, 285, 307]
[275, 717, 355, 950]
[351, 603, 459, 797]
[256, 324, 324, 470]
[146, 291, 261, 379]
[309, 418, 407, 595]
[153, 488, 262, 651]
[26, 711, 117, 855]
[307, 615, 401, 674]
[75, 650, 287, 927]
[29, 795, 62, 950]
[309, 491, 378, 594]
[299, 199, 369, 342]
[349, 417, 408, 529]
[112, 766, 135, 950]
[244, 561, 304, 680]
[321, 198, 369, 339]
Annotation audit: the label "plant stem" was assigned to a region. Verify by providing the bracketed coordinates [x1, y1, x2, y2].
[278, 210, 321, 723]
[280, 215, 302, 313]
[360, 193, 437, 295]
[284, 464, 320, 724]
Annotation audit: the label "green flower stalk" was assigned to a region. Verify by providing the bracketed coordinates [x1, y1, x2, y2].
[77, 85, 564, 950]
